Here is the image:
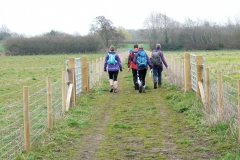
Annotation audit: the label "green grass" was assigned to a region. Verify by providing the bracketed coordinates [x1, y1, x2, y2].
[164, 50, 240, 88]
[0, 53, 106, 106]
[0, 42, 4, 51]
[4, 49, 240, 159]
[127, 43, 150, 50]
[14, 63, 240, 159]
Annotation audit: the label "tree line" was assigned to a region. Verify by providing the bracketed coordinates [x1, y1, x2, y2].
[1, 13, 240, 55]
[142, 12, 240, 50]
[3, 34, 102, 55]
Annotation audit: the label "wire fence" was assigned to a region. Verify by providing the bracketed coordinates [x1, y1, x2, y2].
[164, 53, 240, 137]
[0, 51, 129, 160]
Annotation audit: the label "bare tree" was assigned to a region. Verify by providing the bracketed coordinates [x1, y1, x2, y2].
[0, 24, 11, 40]
[143, 12, 161, 49]
[143, 12, 180, 49]
[90, 16, 118, 49]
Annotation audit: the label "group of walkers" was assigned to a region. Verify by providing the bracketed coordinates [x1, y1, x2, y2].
[104, 44, 168, 93]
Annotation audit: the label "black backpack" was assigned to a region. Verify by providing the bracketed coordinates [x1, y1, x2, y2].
[151, 51, 162, 66]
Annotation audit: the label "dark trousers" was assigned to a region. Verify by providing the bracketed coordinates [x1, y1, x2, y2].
[153, 66, 163, 85]
[137, 69, 147, 86]
[132, 68, 138, 87]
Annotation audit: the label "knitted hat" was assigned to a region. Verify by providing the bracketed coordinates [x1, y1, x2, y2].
[138, 44, 143, 49]
[156, 44, 161, 49]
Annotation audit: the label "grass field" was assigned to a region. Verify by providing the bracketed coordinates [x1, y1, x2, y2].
[15, 56, 240, 159]
[0, 42, 4, 51]
[0, 53, 106, 106]
[1, 50, 240, 105]
[164, 50, 240, 88]
[126, 43, 150, 50]
[2, 50, 240, 159]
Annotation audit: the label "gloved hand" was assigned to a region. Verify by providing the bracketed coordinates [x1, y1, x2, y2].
[120, 69, 122, 72]
[104, 69, 107, 72]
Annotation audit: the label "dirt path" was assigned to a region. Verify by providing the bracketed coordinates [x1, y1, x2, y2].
[72, 68, 217, 159]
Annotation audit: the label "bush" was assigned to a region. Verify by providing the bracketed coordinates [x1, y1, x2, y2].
[3, 35, 102, 55]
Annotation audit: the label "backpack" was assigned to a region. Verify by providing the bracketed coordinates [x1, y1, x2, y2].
[107, 53, 117, 65]
[137, 50, 147, 67]
[151, 51, 162, 66]
[130, 48, 138, 61]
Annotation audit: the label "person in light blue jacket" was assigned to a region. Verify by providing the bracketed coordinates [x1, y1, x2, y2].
[133, 44, 152, 93]
[104, 45, 122, 93]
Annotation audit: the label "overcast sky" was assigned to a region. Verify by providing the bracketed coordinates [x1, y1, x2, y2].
[1, 0, 240, 36]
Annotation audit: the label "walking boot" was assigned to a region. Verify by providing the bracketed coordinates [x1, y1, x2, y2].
[154, 82, 157, 89]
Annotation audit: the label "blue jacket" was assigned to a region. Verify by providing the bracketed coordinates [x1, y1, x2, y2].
[104, 52, 122, 71]
[133, 49, 152, 71]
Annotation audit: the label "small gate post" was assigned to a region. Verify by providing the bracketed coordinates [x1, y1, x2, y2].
[196, 55, 203, 98]
[81, 56, 89, 94]
[68, 58, 76, 106]
[218, 72, 223, 121]
[184, 53, 191, 92]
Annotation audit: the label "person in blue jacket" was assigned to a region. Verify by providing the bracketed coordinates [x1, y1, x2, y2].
[133, 44, 152, 93]
[104, 45, 122, 93]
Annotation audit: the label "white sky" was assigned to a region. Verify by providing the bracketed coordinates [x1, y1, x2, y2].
[1, 0, 240, 37]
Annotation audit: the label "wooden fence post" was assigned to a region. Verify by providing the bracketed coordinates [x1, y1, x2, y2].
[92, 61, 95, 86]
[62, 71, 66, 113]
[196, 55, 203, 98]
[218, 72, 223, 121]
[23, 86, 30, 151]
[47, 76, 52, 128]
[81, 56, 89, 94]
[100, 57, 103, 80]
[205, 68, 210, 106]
[68, 58, 76, 106]
[96, 59, 99, 82]
[184, 53, 191, 92]
[238, 80, 240, 141]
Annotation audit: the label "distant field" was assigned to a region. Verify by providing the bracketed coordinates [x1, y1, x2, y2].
[0, 43, 4, 51]
[126, 43, 150, 50]
[164, 50, 240, 88]
[1, 50, 240, 105]
[0, 53, 107, 106]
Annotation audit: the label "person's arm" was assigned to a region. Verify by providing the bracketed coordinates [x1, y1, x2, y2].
[104, 54, 108, 71]
[146, 54, 153, 69]
[117, 54, 122, 71]
[127, 53, 131, 71]
[160, 52, 168, 69]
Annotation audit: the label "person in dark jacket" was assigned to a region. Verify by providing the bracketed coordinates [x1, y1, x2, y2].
[150, 43, 168, 89]
[133, 44, 153, 93]
[127, 44, 139, 90]
[104, 45, 122, 93]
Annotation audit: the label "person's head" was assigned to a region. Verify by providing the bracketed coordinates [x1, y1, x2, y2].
[156, 43, 161, 49]
[138, 44, 143, 49]
[110, 45, 115, 51]
[129, 48, 133, 53]
[134, 44, 138, 48]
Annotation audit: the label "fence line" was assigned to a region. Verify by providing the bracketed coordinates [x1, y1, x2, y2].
[0, 51, 129, 159]
[164, 53, 240, 139]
